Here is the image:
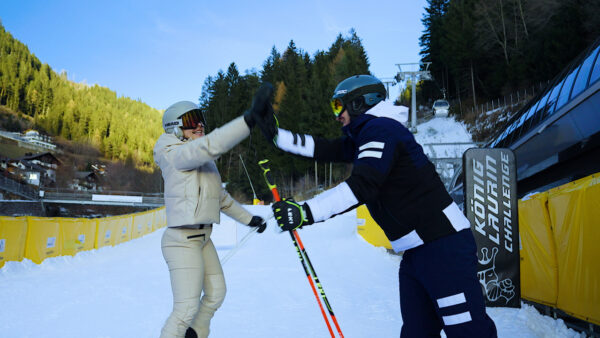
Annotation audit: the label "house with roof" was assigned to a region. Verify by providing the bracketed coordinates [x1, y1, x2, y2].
[2, 152, 62, 187]
[21, 130, 56, 151]
[70, 171, 100, 191]
[18, 153, 61, 184]
[0, 129, 58, 153]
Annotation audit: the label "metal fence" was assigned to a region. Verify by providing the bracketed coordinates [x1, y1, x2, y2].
[0, 175, 39, 200]
[0, 177, 164, 207]
[423, 142, 485, 189]
[40, 190, 164, 207]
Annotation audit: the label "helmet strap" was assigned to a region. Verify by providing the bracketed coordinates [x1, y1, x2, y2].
[174, 126, 185, 140]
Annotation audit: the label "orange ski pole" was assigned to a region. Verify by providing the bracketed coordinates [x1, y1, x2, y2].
[259, 159, 344, 338]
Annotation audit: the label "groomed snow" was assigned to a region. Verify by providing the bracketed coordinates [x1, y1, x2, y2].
[0, 206, 583, 337]
[0, 115, 584, 337]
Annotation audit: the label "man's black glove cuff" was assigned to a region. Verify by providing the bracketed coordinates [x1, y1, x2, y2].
[302, 203, 315, 225]
[243, 110, 255, 128]
[244, 82, 274, 130]
[256, 104, 278, 144]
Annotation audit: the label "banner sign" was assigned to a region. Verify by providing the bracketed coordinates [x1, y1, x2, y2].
[463, 148, 520, 308]
[92, 194, 143, 203]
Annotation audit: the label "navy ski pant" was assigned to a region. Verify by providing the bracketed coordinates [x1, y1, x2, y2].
[399, 229, 497, 338]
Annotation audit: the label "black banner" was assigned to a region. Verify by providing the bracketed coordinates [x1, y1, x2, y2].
[463, 148, 520, 308]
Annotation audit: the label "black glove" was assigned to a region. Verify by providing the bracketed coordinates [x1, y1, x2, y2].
[247, 215, 267, 233]
[243, 82, 278, 144]
[272, 198, 314, 231]
[259, 102, 278, 144]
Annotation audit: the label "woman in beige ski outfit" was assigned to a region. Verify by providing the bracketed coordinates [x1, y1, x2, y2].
[153, 85, 272, 338]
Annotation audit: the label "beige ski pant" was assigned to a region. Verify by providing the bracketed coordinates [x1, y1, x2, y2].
[160, 227, 226, 338]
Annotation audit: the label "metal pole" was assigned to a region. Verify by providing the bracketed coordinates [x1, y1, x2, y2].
[324, 163, 327, 188]
[315, 161, 318, 189]
[239, 154, 257, 200]
[411, 73, 417, 131]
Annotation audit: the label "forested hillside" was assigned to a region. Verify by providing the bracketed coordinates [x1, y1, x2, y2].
[418, 0, 599, 112]
[0, 23, 163, 168]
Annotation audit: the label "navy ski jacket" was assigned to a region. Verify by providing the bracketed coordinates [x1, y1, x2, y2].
[275, 103, 470, 252]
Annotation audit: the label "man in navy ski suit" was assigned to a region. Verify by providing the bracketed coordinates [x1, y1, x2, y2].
[265, 75, 497, 337]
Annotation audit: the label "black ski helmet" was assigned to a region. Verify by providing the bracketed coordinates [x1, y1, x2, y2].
[330, 75, 386, 118]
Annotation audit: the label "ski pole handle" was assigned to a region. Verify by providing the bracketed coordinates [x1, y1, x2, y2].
[258, 159, 281, 201]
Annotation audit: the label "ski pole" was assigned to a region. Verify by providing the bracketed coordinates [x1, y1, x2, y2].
[258, 159, 334, 337]
[221, 214, 275, 265]
[239, 154, 258, 202]
[221, 226, 258, 265]
[258, 159, 344, 338]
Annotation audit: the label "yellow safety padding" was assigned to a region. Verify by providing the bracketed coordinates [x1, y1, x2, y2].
[518, 192, 558, 307]
[59, 218, 96, 256]
[95, 217, 116, 249]
[153, 207, 167, 230]
[356, 205, 392, 249]
[24, 217, 61, 264]
[547, 174, 600, 325]
[112, 214, 133, 245]
[132, 211, 153, 239]
[0, 216, 28, 268]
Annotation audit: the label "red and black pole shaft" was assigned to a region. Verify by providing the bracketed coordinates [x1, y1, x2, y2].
[258, 159, 344, 338]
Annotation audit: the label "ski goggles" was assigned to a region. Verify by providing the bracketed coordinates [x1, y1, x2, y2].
[181, 109, 205, 129]
[330, 98, 345, 117]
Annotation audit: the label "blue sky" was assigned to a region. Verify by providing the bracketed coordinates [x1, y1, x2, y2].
[0, 0, 427, 110]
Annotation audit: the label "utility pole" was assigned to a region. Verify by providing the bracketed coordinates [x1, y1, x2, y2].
[395, 62, 432, 133]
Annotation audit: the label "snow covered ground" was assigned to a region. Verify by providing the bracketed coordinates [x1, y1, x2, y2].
[0, 206, 583, 337]
[414, 115, 475, 157]
[0, 115, 585, 337]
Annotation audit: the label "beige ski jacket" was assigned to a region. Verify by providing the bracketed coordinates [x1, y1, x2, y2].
[153, 116, 253, 227]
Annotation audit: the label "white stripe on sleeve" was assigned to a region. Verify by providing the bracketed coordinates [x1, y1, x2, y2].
[358, 150, 383, 159]
[276, 128, 315, 157]
[305, 182, 359, 222]
[359, 141, 385, 151]
[442, 202, 471, 232]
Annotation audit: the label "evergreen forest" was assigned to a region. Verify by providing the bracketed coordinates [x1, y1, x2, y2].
[418, 0, 599, 112]
[197, 32, 371, 201]
[1, 0, 599, 200]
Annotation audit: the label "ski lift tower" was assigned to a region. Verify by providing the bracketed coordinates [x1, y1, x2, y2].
[395, 62, 432, 132]
[379, 78, 397, 100]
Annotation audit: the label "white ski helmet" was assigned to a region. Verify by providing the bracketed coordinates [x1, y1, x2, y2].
[162, 101, 204, 139]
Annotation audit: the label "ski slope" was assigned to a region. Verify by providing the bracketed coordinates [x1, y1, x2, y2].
[0, 115, 584, 337]
[0, 206, 583, 337]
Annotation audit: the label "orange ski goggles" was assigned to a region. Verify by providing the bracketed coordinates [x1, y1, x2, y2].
[181, 109, 205, 129]
[330, 98, 345, 117]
